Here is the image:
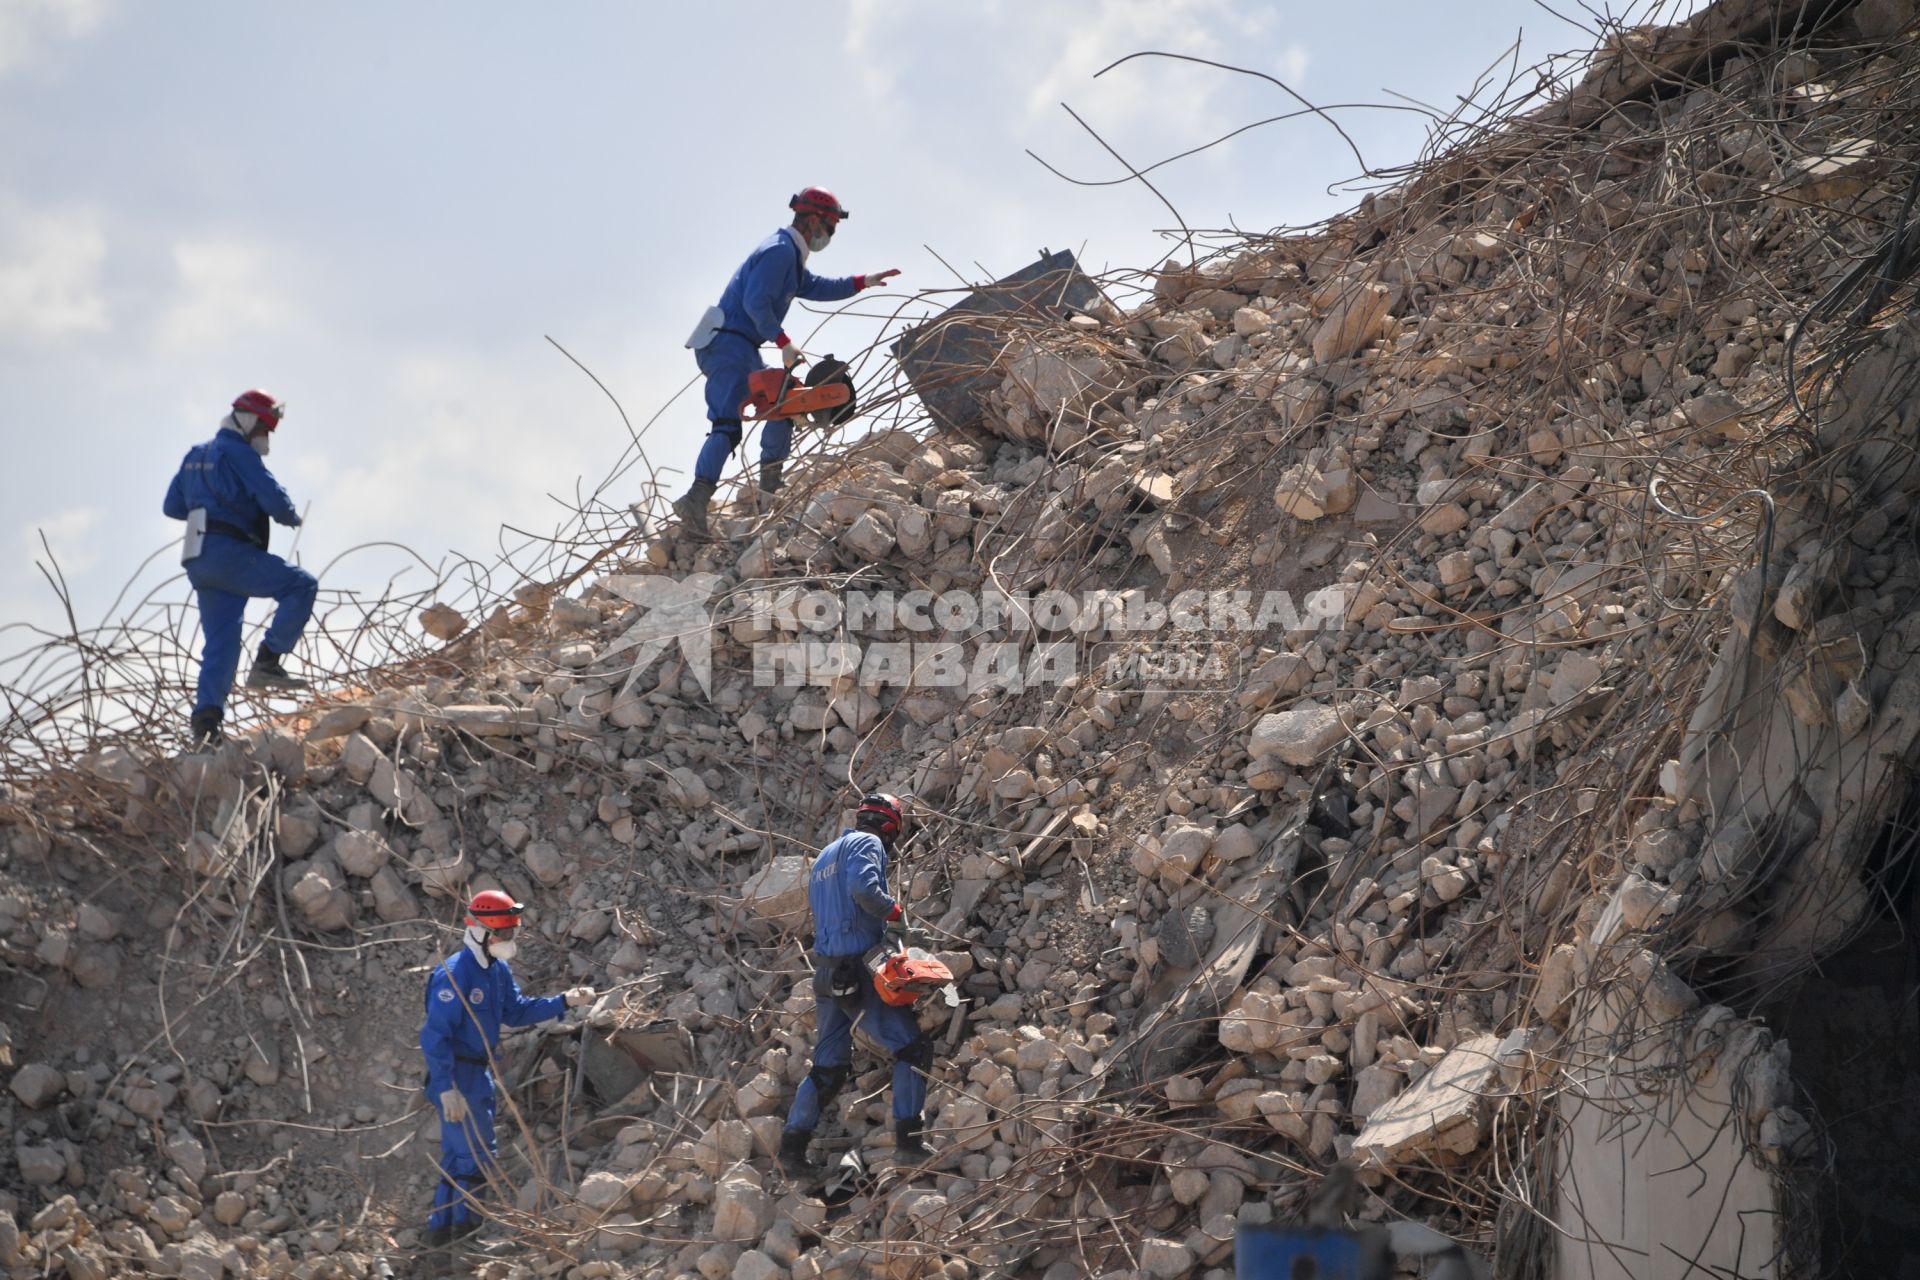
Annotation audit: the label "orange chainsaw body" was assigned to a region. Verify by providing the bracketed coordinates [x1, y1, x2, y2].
[870, 946, 955, 1008]
[742, 367, 853, 422]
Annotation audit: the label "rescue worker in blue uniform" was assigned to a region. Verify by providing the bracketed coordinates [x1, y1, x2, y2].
[161, 389, 319, 745]
[418, 891, 594, 1254]
[671, 187, 901, 537]
[779, 793, 938, 1173]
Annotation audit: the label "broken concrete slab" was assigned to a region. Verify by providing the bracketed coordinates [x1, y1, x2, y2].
[1353, 1032, 1503, 1166]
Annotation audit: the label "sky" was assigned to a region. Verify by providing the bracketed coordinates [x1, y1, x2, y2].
[0, 0, 1702, 672]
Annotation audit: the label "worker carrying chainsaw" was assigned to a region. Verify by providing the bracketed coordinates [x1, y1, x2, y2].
[418, 891, 594, 1256]
[162, 389, 319, 746]
[780, 792, 946, 1174]
[672, 186, 901, 537]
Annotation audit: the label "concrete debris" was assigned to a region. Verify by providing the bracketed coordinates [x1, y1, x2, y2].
[1353, 1033, 1504, 1166]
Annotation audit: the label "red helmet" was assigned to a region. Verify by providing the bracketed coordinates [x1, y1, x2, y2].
[466, 890, 523, 931]
[232, 389, 285, 430]
[790, 187, 849, 224]
[856, 792, 904, 841]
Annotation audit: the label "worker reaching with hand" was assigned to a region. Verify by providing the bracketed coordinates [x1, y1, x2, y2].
[418, 891, 594, 1257]
[779, 793, 940, 1174]
[162, 389, 319, 746]
[672, 187, 901, 537]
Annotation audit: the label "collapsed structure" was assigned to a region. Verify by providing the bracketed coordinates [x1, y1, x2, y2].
[5, 0, 1920, 1276]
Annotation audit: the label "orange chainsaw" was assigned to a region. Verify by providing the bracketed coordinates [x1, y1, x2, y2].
[868, 944, 958, 1008]
[741, 355, 857, 427]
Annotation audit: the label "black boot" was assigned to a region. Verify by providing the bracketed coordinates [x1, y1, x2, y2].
[779, 1127, 818, 1176]
[759, 460, 785, 494]
[421, 1226, 451, 1251]
[672, 478, 717, 538]
[188, 707, 225, 747]
[246, 643, 309, 691]
[894, 1117, 936, 1164]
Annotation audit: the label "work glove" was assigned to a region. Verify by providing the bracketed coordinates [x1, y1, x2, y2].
[859, 269, 902, 290]
[564, 986, 595, 1008]
[782, 344, 806, 371]
[883, 908, 912, 948]
[439, 1089, 469, 1124]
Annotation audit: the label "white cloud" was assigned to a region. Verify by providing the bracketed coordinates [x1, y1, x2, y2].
[295, 348, 608, 577]
[0, 199, 109, 339]
[21, 505, 104, 579]
[840, 0, 902, 119]
[156, 240, 296, 350]
[1016, 0, 1283, 137]
[0, 0, 106, 77]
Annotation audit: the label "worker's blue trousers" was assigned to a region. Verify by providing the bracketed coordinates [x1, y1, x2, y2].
[428, 1064, 498, 1234]
[785, 962, 927, 1130]
[185, 534, 317, 714]
[693, 334, 792, 484]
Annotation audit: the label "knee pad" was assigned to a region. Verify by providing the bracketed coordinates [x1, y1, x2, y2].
[808, 1063, 850, 1103]
[710, 417, 743, 448]
[894, 1038, 933, 1073]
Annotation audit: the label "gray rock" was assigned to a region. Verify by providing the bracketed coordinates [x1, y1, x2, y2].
[10, 1062, 64, 1108]
[1250, 703, 1349, 766]
[524, 840, 567, 886]
[333, 829, 391, 878]
[16, 1143, 64, 1185]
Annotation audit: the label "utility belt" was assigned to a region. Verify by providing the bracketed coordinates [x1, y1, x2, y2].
[453, 1052, 492, 1069]
[206, 519, 265, 548]
[816, 946, 884, 1014]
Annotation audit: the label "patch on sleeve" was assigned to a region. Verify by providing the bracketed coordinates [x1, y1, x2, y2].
[436, 988, 455, 1003]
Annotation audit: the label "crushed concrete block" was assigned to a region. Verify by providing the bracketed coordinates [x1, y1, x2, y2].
[1250, 703, 1349, 765]
[10, 1062, 64, 1108]
[1353, 1033, 1503, 1166]
[418, 603, 467, 641]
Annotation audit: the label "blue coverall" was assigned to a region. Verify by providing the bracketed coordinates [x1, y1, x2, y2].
[783, 829, 929, 1133]
[418, 945, 567, 1234]
[162, 429, 317, 716]
[692, 227, 862, 485]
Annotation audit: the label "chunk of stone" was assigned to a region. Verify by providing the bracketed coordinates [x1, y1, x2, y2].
[332, 829, 391, 878]
[438, 705, 541, 737]
[16, 1144, 64, 1185]
[1311, 281, 1393, 363]
[370, 865, 421, 923]
[305, 704, 373, 742]
[842, 510, 896, 561]
[418, 603, 468, 641]
[666, 767, 712, 809]
[576, 1171, 634, 1214]
[10, 1062, 65, 1108]
[1353, 1033, 1503, 1166]
[741, 857, 809, 928]
[1139, 1237, 1195, 1280]
[524, 840, 567, 886]
[287, 860, 353, 932]
[1250, 703, 1349, 766]
[711, 1175, 774, 1241]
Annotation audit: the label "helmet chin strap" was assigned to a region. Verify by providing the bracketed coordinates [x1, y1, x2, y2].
[463, 924, 493, 966]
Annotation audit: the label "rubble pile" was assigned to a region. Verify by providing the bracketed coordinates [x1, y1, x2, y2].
[4, 1, 1920, 1277]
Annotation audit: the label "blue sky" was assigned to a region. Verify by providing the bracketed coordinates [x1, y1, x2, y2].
[0, 0, 1696, 649]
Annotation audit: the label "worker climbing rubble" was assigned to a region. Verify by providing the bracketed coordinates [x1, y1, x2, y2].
[779, 792, 945, 1175]
[672, 186, 900, 537]
[162, 389, 320, 746]
[418, 891, 594, 1260]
